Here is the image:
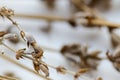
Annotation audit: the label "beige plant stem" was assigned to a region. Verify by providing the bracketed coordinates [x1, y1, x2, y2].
[14, 13, 120, 28]
[14, 13, 68, 21]
[0, 75, 18, 80]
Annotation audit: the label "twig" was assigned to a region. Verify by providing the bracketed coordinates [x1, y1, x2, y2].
[14, 13, 120, 28]
[0, 75, 18, 80]
[14, 13, 68, 21]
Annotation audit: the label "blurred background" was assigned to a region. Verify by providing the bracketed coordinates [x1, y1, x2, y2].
[0, 0, 120, 80]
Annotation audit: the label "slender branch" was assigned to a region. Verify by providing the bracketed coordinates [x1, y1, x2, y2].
[14, 13, 120, 28]
[0, 75, 18, 80]
[14, 13, 68, 21]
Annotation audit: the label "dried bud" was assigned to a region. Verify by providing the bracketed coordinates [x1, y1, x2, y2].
[56, 66, 66, 74]
[24, 33, 36, 47]
[40, 63, 49, 77]
[33, 59, 40, 72]
[68, 19, 77, 27]
[96, 77, 103, 80]
[60, 44, 101, 69]
[0, 7, 14, 18]
[107, 48, 120, 71]
[31, 43, 43, 59]
[16, 48, 26, 60]
[20, 31, 26, 41]
[74, 68, 88, 79]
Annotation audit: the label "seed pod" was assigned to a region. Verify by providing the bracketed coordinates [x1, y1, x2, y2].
[0, 7, 14, 17]
[33, 59, 40, 72]
[74, 68, 88, 79]
[56, 66, 66, 74]
[16, 48, 26, 60]
[20, 31, 26, 41]
[40, 64, 49, 77]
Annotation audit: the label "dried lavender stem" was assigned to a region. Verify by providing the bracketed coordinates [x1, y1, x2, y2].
[0, 75, 18, 80]
[14, 13, 120, 28]
[2, 42, 16, 52]
[14, 13, 68, 21]
[0, 54, 51, 80]
[2, 42, 77, 76]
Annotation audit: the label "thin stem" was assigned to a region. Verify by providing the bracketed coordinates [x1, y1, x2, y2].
[14, 13, 68, 21]
[14, 13, 120, 28]
[0, 75, 18, 80]
[2, 42, 16, 52]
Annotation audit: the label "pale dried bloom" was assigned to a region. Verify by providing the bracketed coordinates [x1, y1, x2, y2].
[0, 7, 14, 18]
[61, 44, 102, 69]
[107, 46, 120, 71]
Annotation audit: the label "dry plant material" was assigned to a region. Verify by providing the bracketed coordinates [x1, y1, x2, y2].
[110, 32, 120, 48]
[6, 26, 19, 44]
[107, 46, 120, 71]
[89, 0, 111, 11]
[56, 66, 66, 74]
[4, 72, 21, 80]
[0, 7, 49, 78]
[42, 0, 55, 9]
[0, 75, 18, 80]
[60, 44, 102, 69]
[96, 77, 103, 80]
[74, 68, 88, 80]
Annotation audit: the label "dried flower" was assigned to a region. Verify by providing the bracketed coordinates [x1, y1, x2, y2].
[16, 48, 26, 60]
[61, 44, 102, 69]
[74, 68, 88, 80]
[0, 7, 14, 18]
[56, 66, 66, 74]
[43, 0, 55, 9]
[107, 46, 120, 71]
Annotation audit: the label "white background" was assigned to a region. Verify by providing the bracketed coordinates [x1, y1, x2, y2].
[0, 0, 120, 80]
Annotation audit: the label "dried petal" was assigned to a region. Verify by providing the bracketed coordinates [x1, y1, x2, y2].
[40, 64, 49, 77]
[56, 66, 66, 74]
[32, 43, 43, 59]
[33, 59, 40, 72]
[20, 31, 25, 41]
[16, 48, 26, 60]
[0, 7, 14, 17]
[96, 77, 103, 80]
[74, 68, 88, 79]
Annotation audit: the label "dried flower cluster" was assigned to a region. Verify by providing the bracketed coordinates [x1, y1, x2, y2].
[60, 44, 102, 69]
[107, 46, 120, 71]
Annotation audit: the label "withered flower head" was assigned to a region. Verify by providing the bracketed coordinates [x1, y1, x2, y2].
[74, 68, 88, 80]
[33, 59, 49, 77]
[107, 46, 120, 71]
[0, 7, 14, 18]
[56, 66, 66, 74]
[16, 48, 26, 60]
[60, 44, 101, 69]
